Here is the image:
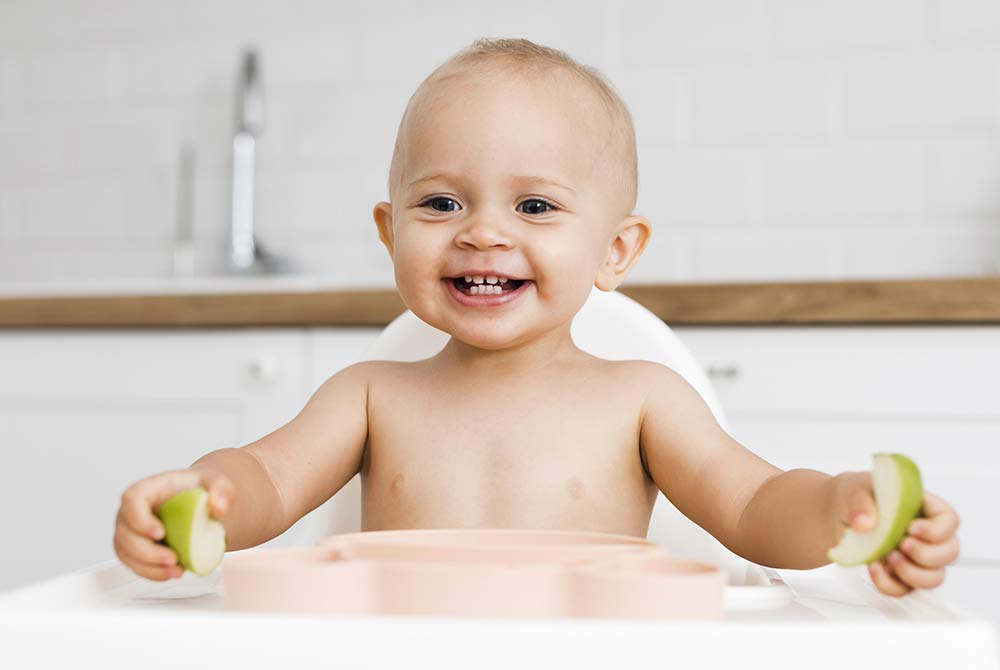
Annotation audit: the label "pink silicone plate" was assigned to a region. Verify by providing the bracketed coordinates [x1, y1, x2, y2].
[223, 528, 727, 619]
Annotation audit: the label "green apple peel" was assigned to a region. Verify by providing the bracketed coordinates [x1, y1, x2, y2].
[828, 453, 923, 567]
[154, 487, 227, 576]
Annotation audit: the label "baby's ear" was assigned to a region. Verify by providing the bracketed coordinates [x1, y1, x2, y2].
[594, 215, 651, 291]
[373, 202, 395, 257]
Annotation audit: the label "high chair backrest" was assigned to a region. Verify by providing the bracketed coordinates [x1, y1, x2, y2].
[302, 286, 753, 581]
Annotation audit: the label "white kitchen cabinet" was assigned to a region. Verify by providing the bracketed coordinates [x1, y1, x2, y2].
[0, 328, 379, 594]
[674, 325, 1000, 563]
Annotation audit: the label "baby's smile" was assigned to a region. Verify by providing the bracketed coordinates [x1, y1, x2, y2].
[443, 274, 535, 307]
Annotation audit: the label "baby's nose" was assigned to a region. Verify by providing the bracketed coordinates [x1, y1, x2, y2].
[455, 222, 514, 249]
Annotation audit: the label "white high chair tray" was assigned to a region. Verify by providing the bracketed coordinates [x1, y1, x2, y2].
[0, 552, 996, 669]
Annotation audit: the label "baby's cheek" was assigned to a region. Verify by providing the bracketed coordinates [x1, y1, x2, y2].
[391, 247, 429, 290]
[393, 257, 425, 316]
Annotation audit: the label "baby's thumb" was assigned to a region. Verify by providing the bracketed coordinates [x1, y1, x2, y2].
[196, 470, 235, 518]
[848, 489, 878, 532]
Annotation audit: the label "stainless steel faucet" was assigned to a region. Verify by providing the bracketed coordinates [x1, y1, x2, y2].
[229, 47, 294, 274]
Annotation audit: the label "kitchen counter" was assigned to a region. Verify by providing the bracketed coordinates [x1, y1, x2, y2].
[0, 275, 998, 327]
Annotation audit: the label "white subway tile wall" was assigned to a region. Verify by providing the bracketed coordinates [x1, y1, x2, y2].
[1, 0, 999, 284]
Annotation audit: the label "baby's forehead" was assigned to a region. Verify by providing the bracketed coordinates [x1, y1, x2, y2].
[405, 70, 615, 175]
[419, 67, 611, 133]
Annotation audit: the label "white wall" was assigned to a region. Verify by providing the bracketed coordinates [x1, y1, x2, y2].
[2, 0, 1000, 285]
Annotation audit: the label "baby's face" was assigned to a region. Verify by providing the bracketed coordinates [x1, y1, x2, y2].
[374, 70, 640, 351]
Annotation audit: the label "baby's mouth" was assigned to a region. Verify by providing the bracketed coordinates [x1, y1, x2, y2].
[447, 276, 529, 296]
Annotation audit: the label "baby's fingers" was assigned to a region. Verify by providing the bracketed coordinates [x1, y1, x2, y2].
[115, 507, 177, 565]
[868, 558, 912, 597]
[119, 470, 202, 539]
[886, 549, 946, 589]
[898, 534, 960, 569]
[113, 521, 183, 581]
[909, 491, 960, 543]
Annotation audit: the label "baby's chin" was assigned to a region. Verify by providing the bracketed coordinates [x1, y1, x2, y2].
[438, 318, 534, 349]
[450, 331, 531, 351]
[422, 314, 541, 352]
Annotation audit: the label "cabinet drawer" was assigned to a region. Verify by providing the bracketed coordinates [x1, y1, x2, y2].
[675, 326, 999, 416]
[1, 329, 305, 402]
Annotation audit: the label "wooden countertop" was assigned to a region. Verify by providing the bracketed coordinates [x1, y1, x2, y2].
[0, 276, 998, 328]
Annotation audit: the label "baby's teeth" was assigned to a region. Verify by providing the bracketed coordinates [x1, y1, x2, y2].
[486, 275, 498, 284]
[469, 284, 502, 295]
[473, 275, 484, 283]
[499, 277, 508, 284]
[464, 275, 472, 282]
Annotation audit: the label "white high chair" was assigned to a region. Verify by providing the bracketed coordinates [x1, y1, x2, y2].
[301, 285, 755, 581]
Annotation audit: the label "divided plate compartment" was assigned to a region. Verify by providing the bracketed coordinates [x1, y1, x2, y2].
[221, 529, 789, 619]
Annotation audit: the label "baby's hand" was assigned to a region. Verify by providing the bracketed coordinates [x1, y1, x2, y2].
[113, 468, 233, 581]
[832, 472, 961, 597]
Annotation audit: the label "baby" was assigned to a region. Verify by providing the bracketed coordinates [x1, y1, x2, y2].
[114, 38, 960, 598]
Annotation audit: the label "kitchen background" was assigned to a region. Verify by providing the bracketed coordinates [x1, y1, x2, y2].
[2, 0, 1000, 284]
[1, 0, 999, 636]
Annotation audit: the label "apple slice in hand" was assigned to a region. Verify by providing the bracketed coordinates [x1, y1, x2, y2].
[827, 453, 923, 567]
[154, 487, 227, 576]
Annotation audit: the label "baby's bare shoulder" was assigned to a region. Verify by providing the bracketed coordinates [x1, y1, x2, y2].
[576, 358, 685, 410]
[302, 359, 420, 427]
[327, 359, 401, 382]
[353, 359, 428, 378]
[588, 358, 682, 386]
[331, 358, 427, 392]
[591, 358, 702, 415]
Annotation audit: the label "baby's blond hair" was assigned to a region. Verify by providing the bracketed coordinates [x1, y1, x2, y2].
[387, 37, 638, 219]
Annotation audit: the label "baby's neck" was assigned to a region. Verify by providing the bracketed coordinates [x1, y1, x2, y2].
[435, 327, 582, 380]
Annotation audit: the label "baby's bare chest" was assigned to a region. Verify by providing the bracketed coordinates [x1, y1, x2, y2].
[359, 364, 656, 533]
[372, 389, 637, 473]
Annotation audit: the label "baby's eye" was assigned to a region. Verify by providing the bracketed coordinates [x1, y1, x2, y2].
[518, 198, 559, 215]
[417, 197, 559, 215]
[420, 197, 460, 213]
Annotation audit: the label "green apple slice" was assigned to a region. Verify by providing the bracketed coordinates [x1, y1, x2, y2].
[154, 487, 226, 576]
[827, 453, 923, 567]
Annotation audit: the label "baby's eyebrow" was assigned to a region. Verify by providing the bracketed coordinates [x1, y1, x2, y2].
[513, 175, 577, 195]
[408, 172, 576, 195]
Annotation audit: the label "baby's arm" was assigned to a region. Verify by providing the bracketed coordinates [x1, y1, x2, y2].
[189, 361, 370, 551]
[638, 362, 838, 570]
